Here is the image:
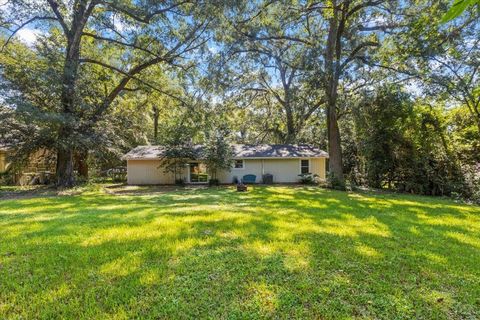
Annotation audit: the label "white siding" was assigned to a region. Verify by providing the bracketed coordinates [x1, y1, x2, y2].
[311, 158, 326, 180]
[0, 151, 6, 173]
[127, 158, 327, 185]
[127, 160, 185, 185]
[217, 158, 326, 184]
[217, 159, 263, 183]
[263, 159, 301, 183]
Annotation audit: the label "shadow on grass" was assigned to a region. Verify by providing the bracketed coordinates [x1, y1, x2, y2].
[0, 185, 479, 318]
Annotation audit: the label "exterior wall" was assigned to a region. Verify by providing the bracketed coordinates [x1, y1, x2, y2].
[127, 160, 183, 185]
[127, 157, 327, 185]
[217, 158, 327, 184]
[217, 159, 264, 184]
[0, 151, 6, 173]
[24, 149, 56, 173]
[311, 158, 326, 180]
[264, 159, 304, 183]
[0, 149, 56, 185]
[0, 149, 55, 172]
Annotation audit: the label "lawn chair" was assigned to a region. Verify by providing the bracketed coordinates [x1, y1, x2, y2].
[242, 174, 256, 184]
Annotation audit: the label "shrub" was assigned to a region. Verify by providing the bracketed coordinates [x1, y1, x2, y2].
[175, 178, 185, 186]
[209, 178, 219, 186]
[327, 172, 346, 190]
[298, 173, 319, 185]
[203, 126, 233, 181]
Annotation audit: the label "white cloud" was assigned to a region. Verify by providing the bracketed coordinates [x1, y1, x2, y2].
[208, 46, 218, 53]
[16, 28, 40, 46]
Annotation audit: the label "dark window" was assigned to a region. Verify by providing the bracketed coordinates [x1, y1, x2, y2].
[234, 160, 244, 169]
[301, 159, 309, 174]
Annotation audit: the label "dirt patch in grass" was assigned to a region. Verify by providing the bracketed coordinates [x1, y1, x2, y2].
[101, 183, 312, 196]
[0, 185, 58, 200]
[0, 184, 95, 200]
[102, 183, 213, 196]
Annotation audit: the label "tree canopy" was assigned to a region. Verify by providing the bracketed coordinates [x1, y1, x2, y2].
[0, 0, 478, 200]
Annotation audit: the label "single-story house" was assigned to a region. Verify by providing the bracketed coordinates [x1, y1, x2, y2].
[122, 144, 328, 185]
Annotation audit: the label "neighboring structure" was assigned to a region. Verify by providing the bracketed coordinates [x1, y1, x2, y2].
[0, 146, 9, 174]
[123, 144, 328, 185]
[0, 146, 56, 185]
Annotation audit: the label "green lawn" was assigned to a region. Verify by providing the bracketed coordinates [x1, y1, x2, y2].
[0, 185, 479, 319]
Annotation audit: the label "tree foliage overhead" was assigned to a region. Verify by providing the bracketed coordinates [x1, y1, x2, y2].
[0, 0, 478, 201]
[0, 0, 217, 186]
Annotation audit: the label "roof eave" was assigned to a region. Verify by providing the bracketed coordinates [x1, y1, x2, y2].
[126, 155, 329, 160]
[233, 156, 329, 159]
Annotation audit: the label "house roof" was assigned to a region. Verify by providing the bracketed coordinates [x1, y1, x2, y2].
[231, 144, 328, 158]
[123, 144, 328, 160]
[122, 145, 166, 160]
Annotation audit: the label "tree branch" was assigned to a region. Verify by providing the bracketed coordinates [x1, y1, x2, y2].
[82, 32, 158, 57]
[103, 0, 191, 23]
[347, 0, 385, 18]
[240, 32, 313, 46]
[357, 23, 405, 32]
[1, 16, 57, 50]
[80, 54, 187, 121]
[341, 41, 379, 70]
[46, 0, 69, 34]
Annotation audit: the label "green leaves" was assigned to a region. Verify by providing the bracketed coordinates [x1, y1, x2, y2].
[441, 0, 479, 23]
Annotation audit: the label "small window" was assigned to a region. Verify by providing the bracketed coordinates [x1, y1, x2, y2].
[234, 159, 244, 169]
[300, 159, 309, 174]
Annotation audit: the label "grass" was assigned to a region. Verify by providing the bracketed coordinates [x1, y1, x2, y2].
[0, 185, 479, 319]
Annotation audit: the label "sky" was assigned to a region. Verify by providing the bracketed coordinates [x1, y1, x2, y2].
[15, 28, 40, 46]
[2, 2, 474, 106]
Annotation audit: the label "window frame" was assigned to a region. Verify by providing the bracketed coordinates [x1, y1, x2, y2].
[300, 159, 310, 174]
[233, 159, 245, 169]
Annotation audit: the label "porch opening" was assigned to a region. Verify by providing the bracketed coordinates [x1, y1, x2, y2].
[189, 162, 208, 183]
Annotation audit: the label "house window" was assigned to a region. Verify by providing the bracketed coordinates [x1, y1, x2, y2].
[300, 159, 310, 174]
[234, 159, 244, 169]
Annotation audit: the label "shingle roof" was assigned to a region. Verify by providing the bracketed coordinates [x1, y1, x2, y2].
[122, 145, 166, 160]
[231, 144, 328, 158]
[123, 144, 328, 160]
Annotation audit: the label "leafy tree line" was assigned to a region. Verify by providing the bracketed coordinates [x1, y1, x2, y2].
[0, 0, 218, 186]
[342, 85, 479, 201]
[0, 0, 478, 201]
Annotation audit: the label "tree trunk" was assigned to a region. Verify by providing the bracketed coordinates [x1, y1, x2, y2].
[75, 150, 89, 180]
[323, 1, 345, 189]
[56, 34, 81, 187]
[51, 1, 96, 188]
[56, 147, 75, 188]
[153, 105, 159, 143]
[464, 100, 480, 143]
[326, 99, 345, 188]
[285, 109, 296, 144]
[476, 118, 480, 141]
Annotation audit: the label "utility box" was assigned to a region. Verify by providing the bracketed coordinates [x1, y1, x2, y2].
[263, 174, 273, 184]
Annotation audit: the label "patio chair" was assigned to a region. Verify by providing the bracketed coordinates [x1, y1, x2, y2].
[242, 174, 256, 184]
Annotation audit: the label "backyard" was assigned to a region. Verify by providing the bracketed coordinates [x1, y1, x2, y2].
[0, 185, 479, 319]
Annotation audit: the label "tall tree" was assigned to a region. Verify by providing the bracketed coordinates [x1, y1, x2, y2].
[383, 0, 479, 137]
[307, 0, 408, 188]
[214, 1, 324, 144]
[1, 0, 211, 187]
